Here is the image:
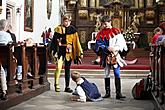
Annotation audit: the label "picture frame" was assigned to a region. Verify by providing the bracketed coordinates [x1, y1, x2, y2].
[0, 0, 2, 14]
[47, 0, 52, 19]
[112, 17, 122, 29]
[78, 10, 88, 19]
[24, 0, 34, 32]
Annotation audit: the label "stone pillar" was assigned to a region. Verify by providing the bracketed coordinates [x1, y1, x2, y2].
[89, 0, 95, 7]
[95, 0, 99, 7]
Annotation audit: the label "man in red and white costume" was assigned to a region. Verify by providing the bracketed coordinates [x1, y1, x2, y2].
[95, 15, 127, 99]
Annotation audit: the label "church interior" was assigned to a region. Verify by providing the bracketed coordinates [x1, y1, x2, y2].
[0, 0, 165, 110]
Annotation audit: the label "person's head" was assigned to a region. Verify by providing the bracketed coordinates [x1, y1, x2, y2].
[71, 71, 81, 82]
[25, 38, 34, 46]
[62, 14, 72, 27]
[101, 15, 112, 29]
[0, 19, 9, 31]
[48, 28, 51, 32]
[5, 23, 13, 33]
[7, 24, 12, 31]
[159, 22, 165, 34]
[154, 27, 163, 35]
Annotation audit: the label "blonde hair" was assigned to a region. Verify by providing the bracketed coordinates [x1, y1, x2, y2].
[71, 71, 80, 82]
[62, 14, 72, 21]
[25, 38, 34, 46]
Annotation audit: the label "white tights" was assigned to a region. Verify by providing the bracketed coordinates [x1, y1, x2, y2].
[0, 65, 7, 94]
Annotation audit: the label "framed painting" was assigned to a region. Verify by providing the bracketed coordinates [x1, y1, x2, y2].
[24, 0, 34, 32]
[47, 0, 52, 19]
[112, 17, 122, 29]
[0, 0, 2, 14]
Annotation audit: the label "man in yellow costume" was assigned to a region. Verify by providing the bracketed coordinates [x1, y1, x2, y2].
[50, 15, 83, 93]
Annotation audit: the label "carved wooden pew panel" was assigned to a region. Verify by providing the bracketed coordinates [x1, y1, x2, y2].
[14, 43, 49, 91]
[25, 44, 40, 86]
[14, 44, 34, 91]
[0, 44, 17, 94]
[37, 44, 48, 85]
[0, 44, 50, 109]
[157, 45, 165, 105]
[150, 43, 165, 110]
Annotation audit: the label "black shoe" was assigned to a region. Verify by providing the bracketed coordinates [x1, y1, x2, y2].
[54, 84, 60, 92]
[64, 87, 73, 93]
[1, 93, 7, 100]
[93, 60, 100, 65]
[102, 93, 111, 98]
[116, 94, 126, 99]
[16, 84, 22, 94]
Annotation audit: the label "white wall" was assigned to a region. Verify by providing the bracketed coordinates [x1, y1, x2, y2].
[32, 0, 61, 43]
[0, 0, 61, 43]
[0, 0, 7, 20]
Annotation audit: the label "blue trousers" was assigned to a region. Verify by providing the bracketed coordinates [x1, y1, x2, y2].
[104, 64, 120, 78]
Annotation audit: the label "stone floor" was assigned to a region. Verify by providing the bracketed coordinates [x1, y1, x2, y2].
[8, 77, 156, 110]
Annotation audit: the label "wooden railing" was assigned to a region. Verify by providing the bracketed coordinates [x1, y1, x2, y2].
[0, 43, 50, 109]
[150, 43, 165, 110]
[0, 43, 17, 94]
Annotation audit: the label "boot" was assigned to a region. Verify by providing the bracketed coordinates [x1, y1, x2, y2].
[54, 84, 60, 92]
[1, 92, 7, 100]
[102, 77, 111, 98]
[64, 68, 73, 93]
[54, 70, 61, 92]
[115, 77, 126, 99]
[16, 82, 22, 93]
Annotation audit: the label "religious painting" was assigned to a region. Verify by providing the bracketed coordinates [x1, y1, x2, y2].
[24, 0, 34, 32]
[0, 0, 2, 14]
[78, 10, 88, 19]
[47, 0, 52, 19]
[145, 10, 155, 24]
[112, 18, 122, 29]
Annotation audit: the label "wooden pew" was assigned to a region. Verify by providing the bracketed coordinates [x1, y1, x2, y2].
[0, 44, 17, 94]
[0, 43, 50, 109]
[37, 44, 48, 85]
[14, 43, 49, 90]
[25, 44, 40, 86]
[14, 44, 34, 91]
[158, 45, 165, 106]
[150, 43, 165, 110]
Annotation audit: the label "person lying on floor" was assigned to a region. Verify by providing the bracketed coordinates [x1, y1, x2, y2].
[70, 71, 103, 102]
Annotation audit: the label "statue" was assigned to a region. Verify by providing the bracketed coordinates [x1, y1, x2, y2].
[94, 14, 102, 32]
[130, 13, 140, 33]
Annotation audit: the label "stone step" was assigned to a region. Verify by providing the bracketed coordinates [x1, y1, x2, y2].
[84, 48, 150, 58]
[48, 69, 150, 79]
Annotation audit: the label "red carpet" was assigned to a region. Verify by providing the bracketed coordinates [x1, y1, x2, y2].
[48, 48, 151, 70]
